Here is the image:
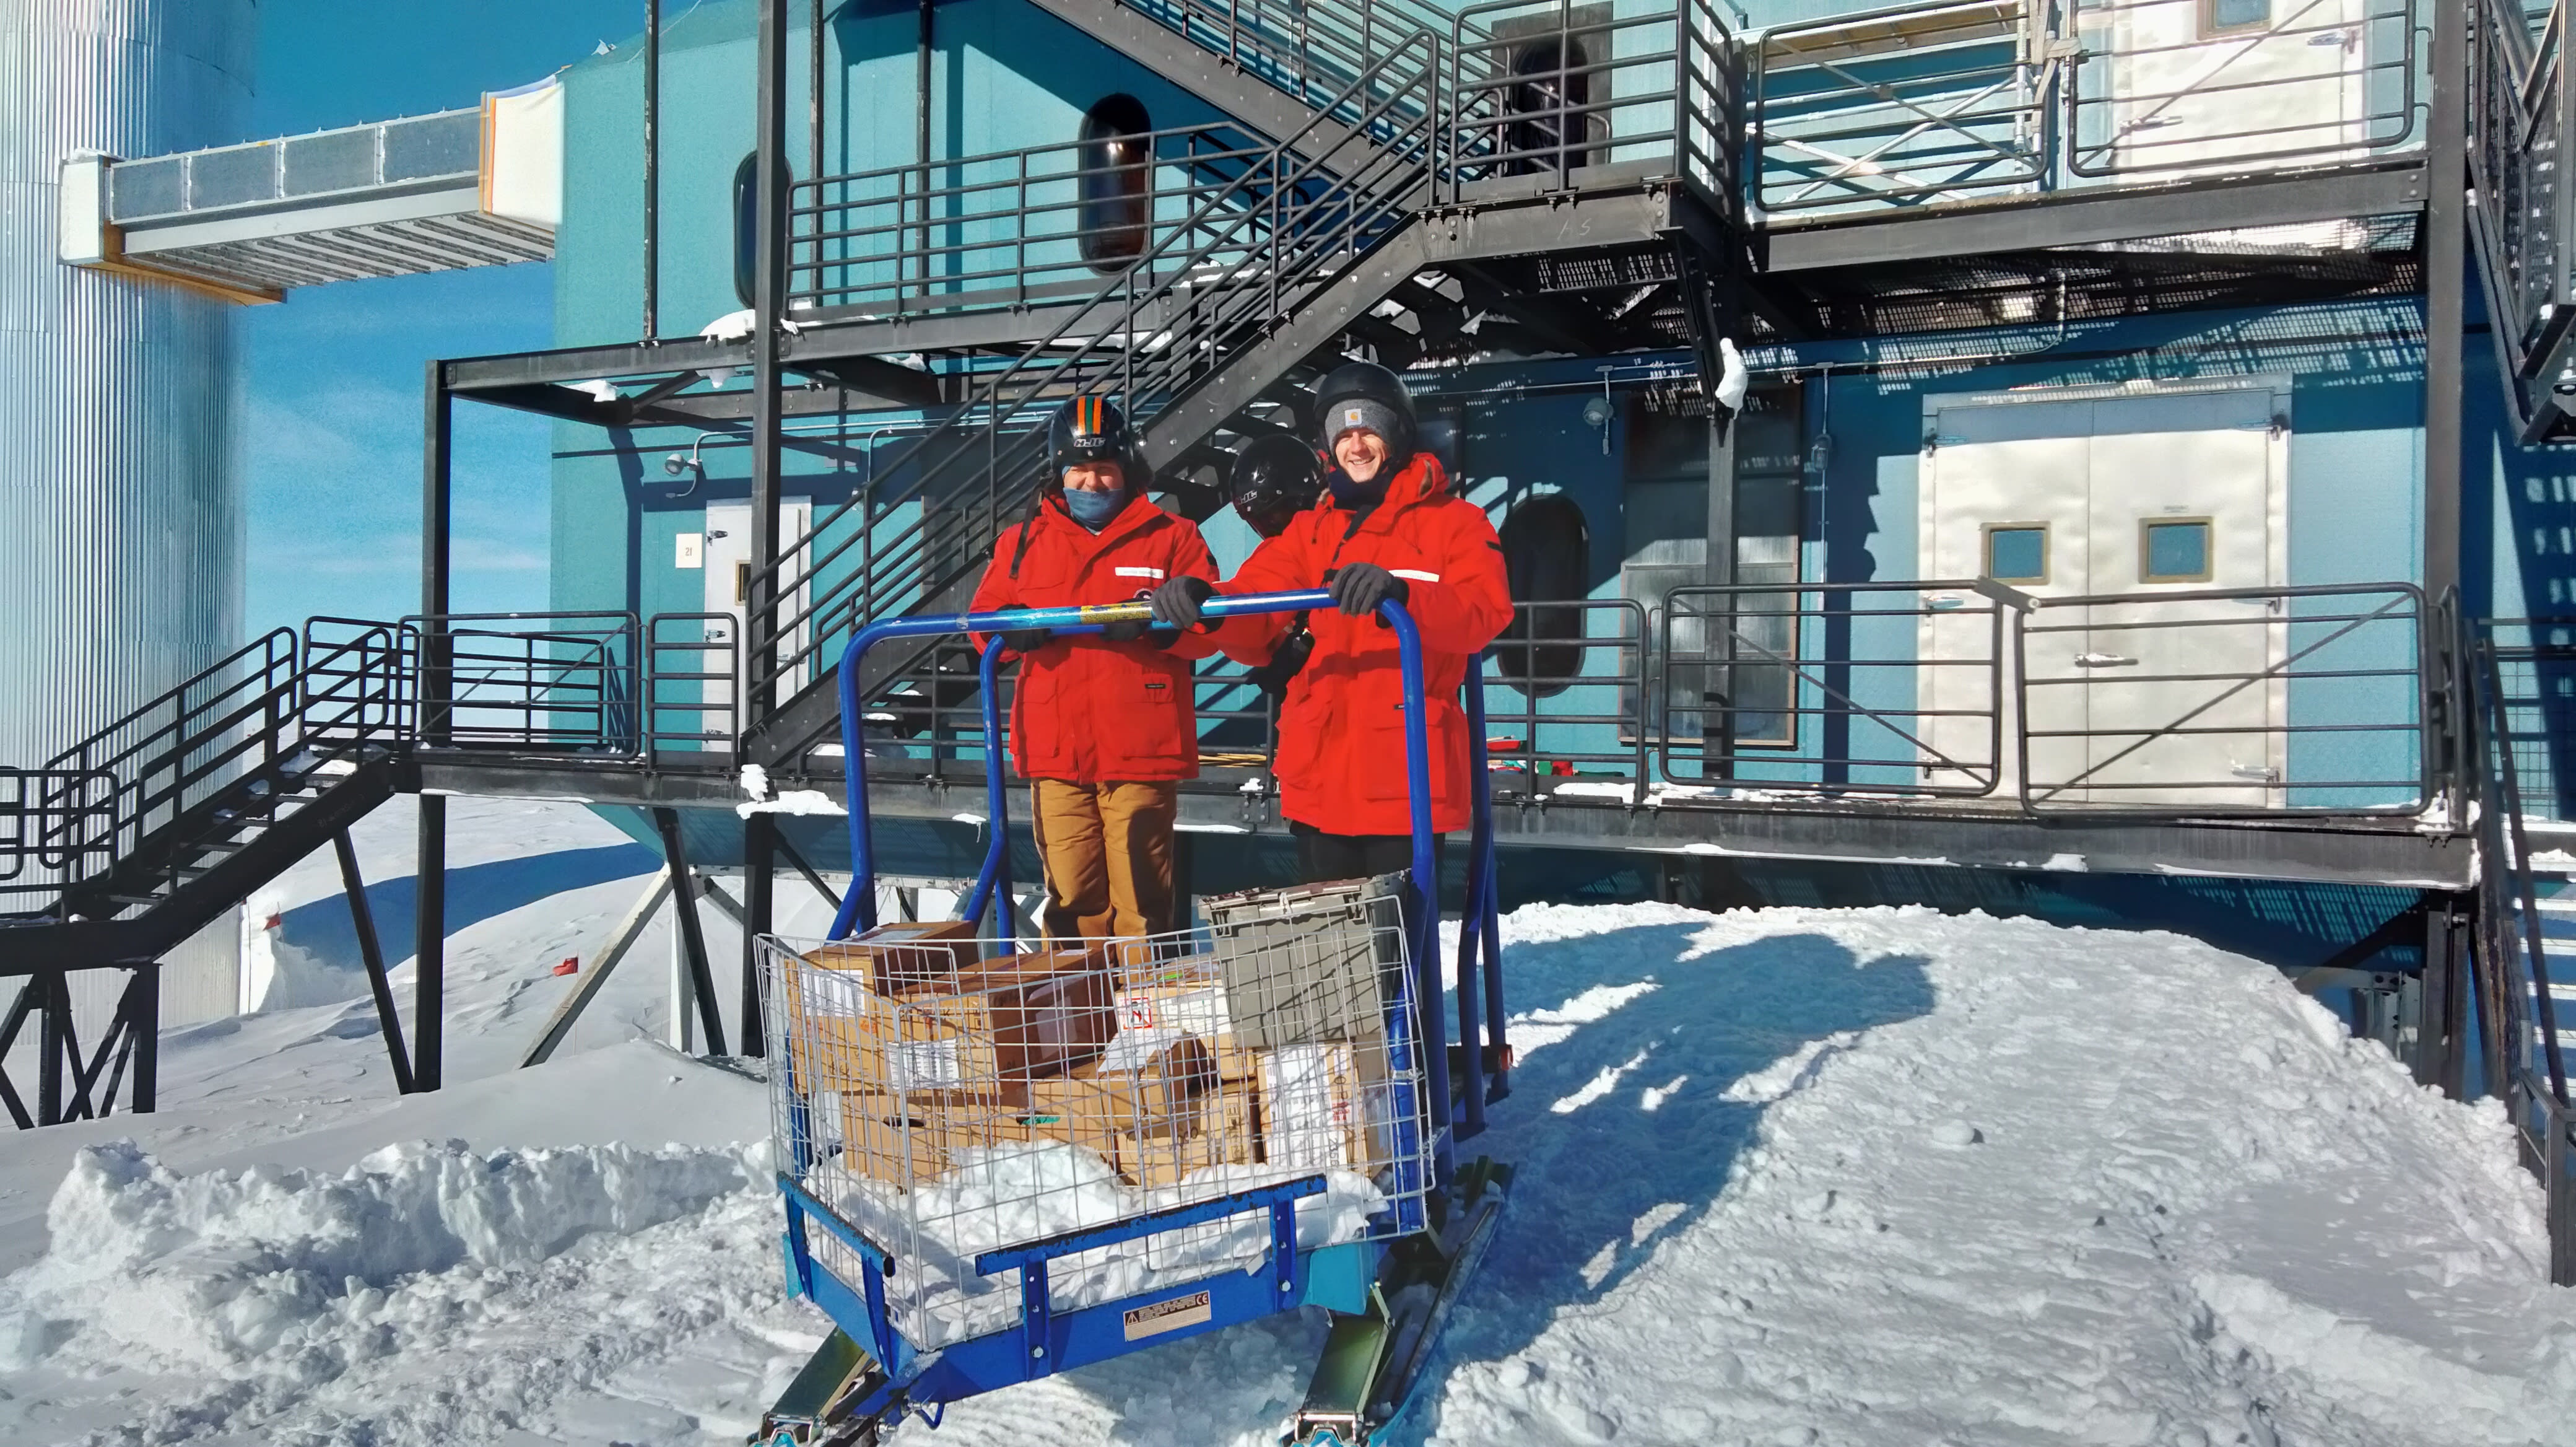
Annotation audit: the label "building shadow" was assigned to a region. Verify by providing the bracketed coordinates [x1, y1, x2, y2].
[274, 842, 659, 974]
[1418, 920, 1934, 1424]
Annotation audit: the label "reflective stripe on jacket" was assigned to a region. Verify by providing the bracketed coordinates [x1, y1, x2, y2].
[1206, 453, 1511, 836]
[968, 491, 1219, 782]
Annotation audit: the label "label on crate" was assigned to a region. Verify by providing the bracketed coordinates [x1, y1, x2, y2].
[1116, 984, 1230, 1038]
[1122, 1288, 1212, 1340]
[890, 1039, 965, 1092]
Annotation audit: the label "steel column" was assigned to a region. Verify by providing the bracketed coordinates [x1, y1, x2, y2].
[37, 969, 69, 1124]
[2425, 0, 2466, 602]
[334, 829, 416, 1093]
[749, 0, 790, 732]
[742, 813, 775, 1056]
[126, 961, 156, 1115]
[415, 794, 445, 1091]
[2422, 890, 2471, 1099]
[643, 0, 661, 339]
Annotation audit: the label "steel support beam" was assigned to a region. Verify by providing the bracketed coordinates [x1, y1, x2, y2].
[2422, 890, 2470, 1098]
[655, 806, 728, 1054]
[521, 872, 676, 1068]
[750, 0, 790, 734]
[334, 829, 416, 1094]
[2424, 5, 2466, 603]
[741, 813, 775, 1056]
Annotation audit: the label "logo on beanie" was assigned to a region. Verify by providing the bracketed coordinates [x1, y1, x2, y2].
[1342, 406, 1366, 427]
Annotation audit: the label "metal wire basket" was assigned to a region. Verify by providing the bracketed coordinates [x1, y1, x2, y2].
[758, 875, 1433, 1349]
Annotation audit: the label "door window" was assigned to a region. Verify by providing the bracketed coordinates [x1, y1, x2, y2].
[1983, 524, 2049, 584]
[2139, 518, 2213, 583]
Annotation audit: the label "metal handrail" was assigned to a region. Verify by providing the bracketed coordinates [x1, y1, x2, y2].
[1658, 580, 2010, 798]
[1444, 0, 1742, 206]
[400, 611, 642, 754]
[1754, 0, 2422, 217]
[645, 613, 741, 766]
[790, 121, 1294, 317]
[2012, 582, 2430, 816]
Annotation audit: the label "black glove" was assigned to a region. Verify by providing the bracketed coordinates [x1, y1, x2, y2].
[1151, 575, 1215, 628]
[1326, 562, 1408, 618]
[1000, 627, 1051, 654]
[1099, 616, 1152, 643]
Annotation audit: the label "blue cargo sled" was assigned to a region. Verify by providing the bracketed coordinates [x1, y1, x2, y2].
[752, 590, 1511, 1446]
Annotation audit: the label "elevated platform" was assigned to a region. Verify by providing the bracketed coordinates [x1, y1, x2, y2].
[57, 84, 560, 300]
[404, 751, 2472, 891]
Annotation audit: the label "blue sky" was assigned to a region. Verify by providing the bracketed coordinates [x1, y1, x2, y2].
[243, 1, 643, 636]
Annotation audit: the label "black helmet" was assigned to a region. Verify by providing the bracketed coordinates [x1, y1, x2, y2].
[1230, 434, 1320, 538]
[1047, 395, 1135, 484]
[1313, 360, 1417, 463]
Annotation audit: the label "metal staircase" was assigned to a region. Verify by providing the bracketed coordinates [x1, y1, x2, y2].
[744, 0, 1743, 767]
[0, 621, 409, 1123]
[2471, 0, 2576, 443]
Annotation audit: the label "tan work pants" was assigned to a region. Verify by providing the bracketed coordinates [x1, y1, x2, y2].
[1029, 779, 1178, 945]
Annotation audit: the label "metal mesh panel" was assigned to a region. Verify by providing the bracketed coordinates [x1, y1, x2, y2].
[760, 880, 1429, 1349]
[380, 111, 481, 182]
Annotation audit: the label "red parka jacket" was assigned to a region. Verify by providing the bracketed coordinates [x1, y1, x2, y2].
[1206, 453, 1512, 836]
[968, 491, 1219, 782]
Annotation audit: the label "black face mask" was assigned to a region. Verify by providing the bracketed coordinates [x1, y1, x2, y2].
[1326, 468, 1387, 511]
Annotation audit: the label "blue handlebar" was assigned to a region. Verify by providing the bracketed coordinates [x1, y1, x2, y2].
[827, 590, 1336, 941]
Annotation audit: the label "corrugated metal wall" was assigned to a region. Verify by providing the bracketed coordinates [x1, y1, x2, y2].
[0, 0, 255, 768]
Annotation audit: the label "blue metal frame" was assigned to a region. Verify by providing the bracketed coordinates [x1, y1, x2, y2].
[777, 588, 1509, 1419]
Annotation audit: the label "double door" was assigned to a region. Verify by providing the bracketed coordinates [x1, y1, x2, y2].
[1920, 382, 2289, 806]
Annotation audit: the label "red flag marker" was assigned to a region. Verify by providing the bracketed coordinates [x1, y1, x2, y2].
[552, 956, 580, 977]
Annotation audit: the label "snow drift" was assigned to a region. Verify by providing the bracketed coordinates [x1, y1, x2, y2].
[2, 1139, 755, 1379]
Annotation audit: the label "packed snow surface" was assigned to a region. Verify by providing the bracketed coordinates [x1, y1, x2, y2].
[7, 852, 2576, 1444]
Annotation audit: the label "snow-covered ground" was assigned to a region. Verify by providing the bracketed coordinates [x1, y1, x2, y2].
[4, 800, 2575, 1445]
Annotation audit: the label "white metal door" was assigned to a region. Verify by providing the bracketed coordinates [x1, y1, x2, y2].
[704, 499, 812, 715]
[1920, 381, 2289, 806]
[1919, 396, 2094, 795]
[2071, 387, 2286, 805]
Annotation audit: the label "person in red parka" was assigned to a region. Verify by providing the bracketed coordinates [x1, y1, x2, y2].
[1151, 362, 1511, 884]
[968, 396, 1217, 942]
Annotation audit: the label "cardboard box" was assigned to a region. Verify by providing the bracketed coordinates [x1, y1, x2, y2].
[798, 919, 981, 995]
[1114, 975, 1258, 1082]
[1122, 1083, 1264, 1191]
[833, 1093, 1030, 1186]
[1259, 1041, 1398, 1175]
[1025, 1033, 1217, 1142]
[788, 945, 1112, 1101]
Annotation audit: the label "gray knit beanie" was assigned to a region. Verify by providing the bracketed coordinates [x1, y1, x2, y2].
[1326, 397, 1404, 451]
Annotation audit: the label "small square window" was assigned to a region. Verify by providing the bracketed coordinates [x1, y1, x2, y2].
[2141, 519, 2212, 583]
[1984, 525, 2048, 584]
[2204, 0, 2269, 33]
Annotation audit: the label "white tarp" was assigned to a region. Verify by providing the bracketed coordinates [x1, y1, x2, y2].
[482, 74, 563, 230]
